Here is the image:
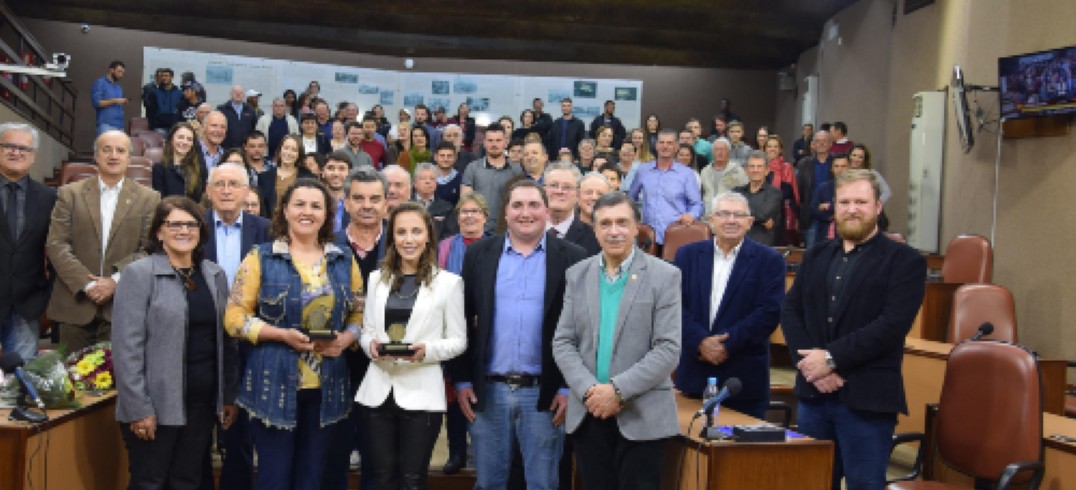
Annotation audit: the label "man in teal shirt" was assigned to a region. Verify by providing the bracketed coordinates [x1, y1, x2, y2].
[553, 191, 682, 490]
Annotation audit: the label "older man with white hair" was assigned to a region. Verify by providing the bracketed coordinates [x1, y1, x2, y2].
[255, 97, 299, 157]
[700, 137, 748, 215]
[217, 85, 256, 148]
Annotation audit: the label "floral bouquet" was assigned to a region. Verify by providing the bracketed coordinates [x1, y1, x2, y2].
[66, 342, 114, 394]
[0, 350, 80, 409]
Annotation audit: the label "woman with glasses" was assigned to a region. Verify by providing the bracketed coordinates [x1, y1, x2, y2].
[113, 196, 238, 489]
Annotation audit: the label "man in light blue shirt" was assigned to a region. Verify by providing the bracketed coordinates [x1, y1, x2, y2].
[628, 129, 705, 250]
[91, 61, 128, 135]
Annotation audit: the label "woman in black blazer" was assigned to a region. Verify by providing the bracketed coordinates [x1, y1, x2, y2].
[151, 122, 208, 202]
[256, 134, 315, 219]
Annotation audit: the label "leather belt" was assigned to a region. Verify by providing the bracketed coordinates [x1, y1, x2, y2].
[488, 374, 540, 388]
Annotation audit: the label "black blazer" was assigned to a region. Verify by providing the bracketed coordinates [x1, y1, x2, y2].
[202, 210, 271, 264]
[422, 196, 455, 240]
[781, 232, 926, 414]
[452, 234, 586, 412]
[255, 167, 316, 219]
[0, 178, 56, 320]
[217, 102, 257, 149]
[562, 218, 601, 257]
[151, 161, 208, 203]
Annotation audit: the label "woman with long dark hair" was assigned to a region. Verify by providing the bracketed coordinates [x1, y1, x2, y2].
[358, 202, 466, 489]
[257, 134, 315, 218]
[396, 125, 431, 174]
[151, 122, 207, 201]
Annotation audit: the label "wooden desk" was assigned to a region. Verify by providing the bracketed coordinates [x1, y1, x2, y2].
[900, 338, 1067, 434]
[665, 393, 833, 490]
[920, 406, 1076, 488]
[0, 392, 128, 490]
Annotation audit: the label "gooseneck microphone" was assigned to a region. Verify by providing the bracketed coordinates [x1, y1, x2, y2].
[969, 322, 994, 341]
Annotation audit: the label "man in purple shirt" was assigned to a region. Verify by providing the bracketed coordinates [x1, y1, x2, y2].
[628, 129, 705, 253]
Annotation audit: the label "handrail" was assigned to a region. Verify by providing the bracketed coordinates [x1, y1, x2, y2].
[0, 1, 78, 150]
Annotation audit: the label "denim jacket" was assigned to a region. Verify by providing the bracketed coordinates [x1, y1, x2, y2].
[237, 241, 353, 429]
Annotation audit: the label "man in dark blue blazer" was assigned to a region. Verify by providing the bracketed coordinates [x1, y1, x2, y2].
[781, 170, 925, 490]
[673, 192, 784, 418]
[200, 161, 270, 490]
[217, 85, 257, 149]
[0, 124, 56, 360]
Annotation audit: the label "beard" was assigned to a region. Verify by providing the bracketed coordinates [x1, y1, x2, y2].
[835, 212, 878, 243]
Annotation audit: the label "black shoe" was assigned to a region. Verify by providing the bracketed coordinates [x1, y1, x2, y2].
[443, 453, 465, 474]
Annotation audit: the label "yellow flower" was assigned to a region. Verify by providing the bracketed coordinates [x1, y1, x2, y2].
[75, 359, 95, 377]
[94, 372, 113, 390]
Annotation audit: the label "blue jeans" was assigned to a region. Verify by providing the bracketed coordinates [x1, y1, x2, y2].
[471, 382, 564, 490]
[248, 389, 335, 490]
[796, 396, 897, 490]
[1, 312, 37, 360]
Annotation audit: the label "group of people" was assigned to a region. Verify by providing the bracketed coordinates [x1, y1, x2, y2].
[23, 67, 924, 490]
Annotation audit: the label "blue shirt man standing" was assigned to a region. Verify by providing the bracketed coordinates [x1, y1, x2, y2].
[91, 61, 128, 135]
[452, 179, 586, 490]
[628, 129, 705, 250]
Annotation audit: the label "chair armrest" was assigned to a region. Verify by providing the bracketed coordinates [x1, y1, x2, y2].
[997, 461, 1044, 490]
[886, 432, 926, 483]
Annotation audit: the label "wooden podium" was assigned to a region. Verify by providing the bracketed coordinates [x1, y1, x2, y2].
[0, 392, 128, 490]
[665, 393, 833, 490]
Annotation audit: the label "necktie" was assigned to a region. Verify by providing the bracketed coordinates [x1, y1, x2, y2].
[6, 182, 18, 239]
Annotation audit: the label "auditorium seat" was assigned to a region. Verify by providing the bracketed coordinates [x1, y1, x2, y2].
[125, 165, 152, 186]
[661, 221, 710, 261]
[138, 131, 165, 149]
[129, 117, 149, 134]
[947, 284, 1017, 343]
[128, 156, 153, 169]
[129, 137, 146, 157]
[143, 146, 164, 164]
[637, 224, 657, 255]
[60, 163, 97, 185]
[886, 232, 906, 243]
[941, 234, 993, 283]
[888, 341, 1043, 489]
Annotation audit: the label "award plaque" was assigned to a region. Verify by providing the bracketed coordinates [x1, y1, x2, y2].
[378, 308, 416, 356]
[303, 298, 337, 341]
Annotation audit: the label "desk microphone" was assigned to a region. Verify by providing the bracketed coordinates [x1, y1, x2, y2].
[970, 322, 994, 341]
[696, 378, 742, 427]
[0, 352, 45, 410]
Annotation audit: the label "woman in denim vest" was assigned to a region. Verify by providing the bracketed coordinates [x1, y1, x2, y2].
[224, 178, 364, 490]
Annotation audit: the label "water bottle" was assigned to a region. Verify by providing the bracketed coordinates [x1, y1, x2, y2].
[702, 377, 719, 411]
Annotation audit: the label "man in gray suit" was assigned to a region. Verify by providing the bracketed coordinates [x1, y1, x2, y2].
[552, 191, 682, 490]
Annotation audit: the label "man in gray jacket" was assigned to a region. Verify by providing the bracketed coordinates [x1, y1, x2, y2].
[552, 191, 682, 490]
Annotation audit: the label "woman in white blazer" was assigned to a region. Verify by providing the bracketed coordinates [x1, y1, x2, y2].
[356, 202, 466, 490]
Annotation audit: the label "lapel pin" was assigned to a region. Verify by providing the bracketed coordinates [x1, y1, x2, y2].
[631, 274, 637, 280]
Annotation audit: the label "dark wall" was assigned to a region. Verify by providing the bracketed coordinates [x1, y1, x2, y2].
[25, 19, 778, 152]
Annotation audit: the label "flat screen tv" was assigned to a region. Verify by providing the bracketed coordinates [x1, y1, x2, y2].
[999, 45, 1076, 120]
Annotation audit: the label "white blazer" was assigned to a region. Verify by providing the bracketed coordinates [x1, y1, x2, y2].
[355, 268, 467, 411]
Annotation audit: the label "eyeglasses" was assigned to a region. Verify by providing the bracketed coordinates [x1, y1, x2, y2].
[211, 179, 247, 189]
[713, 211, 750, 220]
[459, 208, 485, 216]
[0, 143, 35, 154]
[163, 220, 200, 231]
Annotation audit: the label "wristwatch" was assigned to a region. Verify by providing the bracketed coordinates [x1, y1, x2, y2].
[824, 351, 837, 370]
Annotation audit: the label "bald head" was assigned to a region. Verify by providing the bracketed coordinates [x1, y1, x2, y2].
[204, 111, 228, 146]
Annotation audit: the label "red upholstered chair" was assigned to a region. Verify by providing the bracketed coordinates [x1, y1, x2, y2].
[947, 284, 1017, 343]
[60, 162, 97, 185]
[661, 221, 710, 261]
[143, 147, 164, 164]
[128, 156, 153, 170]
[138, 131, 165, 149]
[941, 234, 993, 284]
[888, 340, 1043, 489]
[129, 137, 145, 157]
[636, 224, 658, 256]
[129, 117, 149, 134]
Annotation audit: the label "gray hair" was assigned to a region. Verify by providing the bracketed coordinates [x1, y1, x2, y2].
[345, 165, 388, 196]
[208, 162, 249, 184]
[442, 124, 461, 133]
[93, 130, 131, 153]
[380, 164, 411, 185]
[0, 123, 39, 149]
[413, 161, 437, 178]
[711, 191, 750, 214]
[711, 137, 731, 150]
[543, 160, 582, 185]
[746, 150, 767, 163]
[580, 171, 611, 189]
[592, 190, 640, 223]
[577, 138, 596, 151]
